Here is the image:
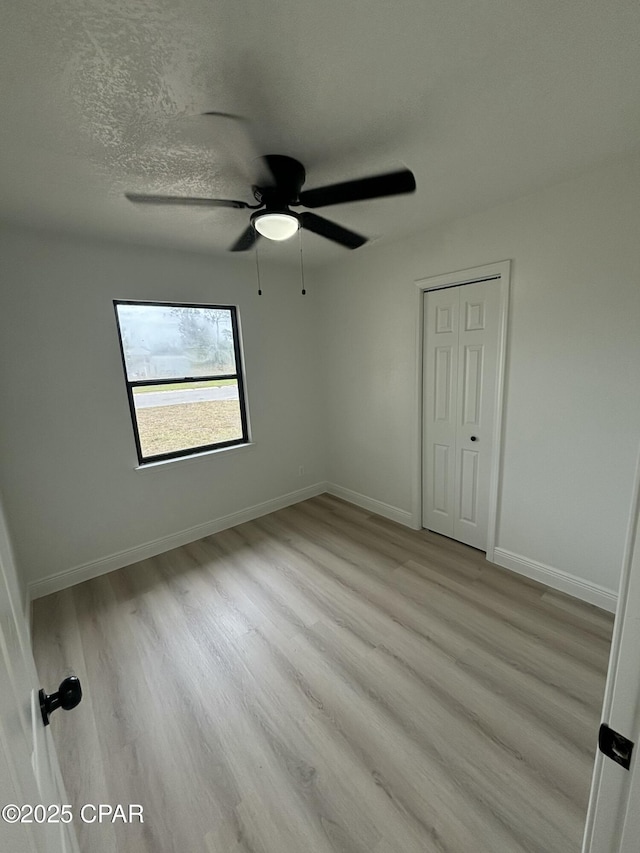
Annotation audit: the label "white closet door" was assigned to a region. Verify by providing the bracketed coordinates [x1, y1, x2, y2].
[423, 279, 500, 550]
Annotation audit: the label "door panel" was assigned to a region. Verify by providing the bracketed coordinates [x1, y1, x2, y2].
[0, 500, 78, 853]
[464, 298, 485, 331]
[433, 444, 451, 515]
[423, 288, 459, 536]
[462, 345, 483, 426]
[435, 303, 454, 333]
[583, 450, 640, 853]
[459, 449, 479, 524]
[434, 346, 453, 422]
[423, 279, 500, 550]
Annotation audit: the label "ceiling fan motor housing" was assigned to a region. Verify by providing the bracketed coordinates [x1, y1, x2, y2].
[253, 155, 307, 208]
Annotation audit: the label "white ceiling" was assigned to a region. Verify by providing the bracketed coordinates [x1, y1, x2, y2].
[1, 0, 639, 266]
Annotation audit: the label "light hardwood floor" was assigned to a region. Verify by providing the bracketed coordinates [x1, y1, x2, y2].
[32, 495, 614, 853]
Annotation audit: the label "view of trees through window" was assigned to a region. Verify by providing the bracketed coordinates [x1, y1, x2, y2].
[114, 301, 248, 462]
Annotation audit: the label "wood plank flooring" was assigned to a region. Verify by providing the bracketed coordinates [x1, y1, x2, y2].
[31, 495, 614, 853]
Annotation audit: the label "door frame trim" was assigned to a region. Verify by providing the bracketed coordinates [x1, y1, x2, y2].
[413, 260, 511, 560]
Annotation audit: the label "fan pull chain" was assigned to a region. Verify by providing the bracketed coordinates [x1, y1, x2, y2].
[299, 227, 306, 295]
[254, 241, 263, 296]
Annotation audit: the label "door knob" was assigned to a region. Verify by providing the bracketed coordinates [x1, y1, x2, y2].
[470, 436, 478, 442]
[39, 676, 82, 726]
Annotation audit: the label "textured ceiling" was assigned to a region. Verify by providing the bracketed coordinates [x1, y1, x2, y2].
[1, 0, 639, 265]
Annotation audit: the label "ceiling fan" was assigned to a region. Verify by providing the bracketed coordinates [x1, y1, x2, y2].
[125, 153, 416, 252]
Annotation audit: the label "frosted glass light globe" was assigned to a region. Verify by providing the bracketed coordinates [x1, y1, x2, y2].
[253, 212, 299, 241]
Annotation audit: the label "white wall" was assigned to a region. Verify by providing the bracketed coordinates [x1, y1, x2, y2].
[0, 227, 326, 596]
[317, 152, 640, 595]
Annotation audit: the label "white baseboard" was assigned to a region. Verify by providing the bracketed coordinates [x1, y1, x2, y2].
[28, 483, 327, 602]
[28, 481, 616, 617]
[325, 483, 416, 528]
[492, 547, 617, 613]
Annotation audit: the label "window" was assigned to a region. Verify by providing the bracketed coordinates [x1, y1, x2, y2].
[114, 301, 249, 464]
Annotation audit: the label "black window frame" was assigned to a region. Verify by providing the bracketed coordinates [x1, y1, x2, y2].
[113, 299, 249, 465]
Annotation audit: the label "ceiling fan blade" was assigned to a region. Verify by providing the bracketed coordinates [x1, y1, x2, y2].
[200, 111, 273, 186]
[125, 193, 253, 209]
[201, 111, 244, 121]
[230, 225, 260, 252]
[299, 168, 416, 209]
[300, 212, 367, 249]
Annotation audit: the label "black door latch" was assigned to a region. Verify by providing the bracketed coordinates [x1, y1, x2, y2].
[598, 723, 634, 770]
[39, 676, 82, 726]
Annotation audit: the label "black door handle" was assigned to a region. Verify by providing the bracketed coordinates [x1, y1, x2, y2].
[470, 436, 478, 442]
[39, 676, 82, 726]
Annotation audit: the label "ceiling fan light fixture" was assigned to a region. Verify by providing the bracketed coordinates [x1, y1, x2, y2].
[252, 211, 299, 241]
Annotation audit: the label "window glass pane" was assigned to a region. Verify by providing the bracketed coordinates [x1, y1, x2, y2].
[116, 303, 237, 380]
[132, 379, 243, 458]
